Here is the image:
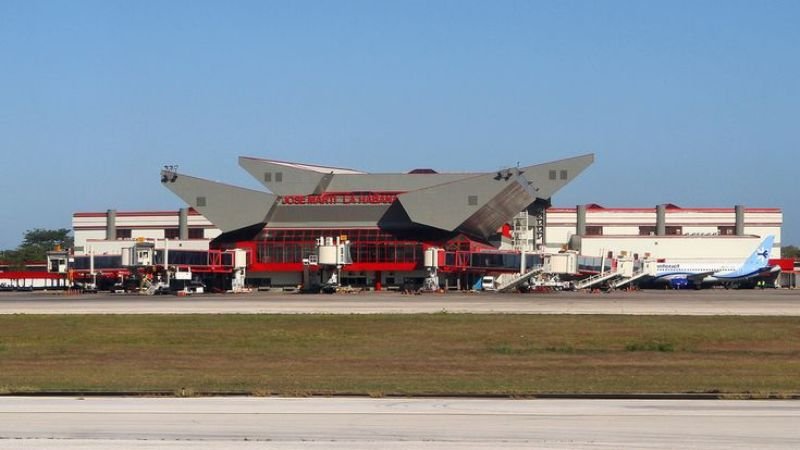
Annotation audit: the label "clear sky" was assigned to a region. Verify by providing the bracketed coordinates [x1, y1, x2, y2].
[1, 0, 798, 249]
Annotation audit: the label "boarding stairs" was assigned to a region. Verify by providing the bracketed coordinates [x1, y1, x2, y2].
[573, 270, 622, 290]
[496, 266, 544, 292]
[611, 260, 656, 289]
[611, 270, 650, 289]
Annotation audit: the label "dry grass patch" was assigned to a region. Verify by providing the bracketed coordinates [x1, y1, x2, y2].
[0, 314, 798, 395]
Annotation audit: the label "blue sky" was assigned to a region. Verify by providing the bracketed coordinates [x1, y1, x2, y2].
[1, 0, 798, 249]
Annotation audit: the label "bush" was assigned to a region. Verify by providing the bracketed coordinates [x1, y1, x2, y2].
[625, 341, 674, 352]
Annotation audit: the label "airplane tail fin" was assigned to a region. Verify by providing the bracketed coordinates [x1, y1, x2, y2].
[741, 235, 774, 270]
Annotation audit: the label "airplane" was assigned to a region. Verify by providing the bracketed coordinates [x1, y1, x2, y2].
[646, 235, 778, 289]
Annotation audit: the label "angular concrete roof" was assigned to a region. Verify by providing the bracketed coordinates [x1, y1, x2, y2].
[397, 154, 594, 237]
[159, 171, 278, 233]
[162, 154, 594, 240]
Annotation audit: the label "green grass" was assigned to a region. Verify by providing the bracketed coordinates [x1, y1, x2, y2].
[0, 314, 799, 396]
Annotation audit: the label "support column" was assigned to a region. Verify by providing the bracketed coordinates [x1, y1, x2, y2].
[656, 204, 666, 236]
[735, 205, 745, 236]
[576, 204, 587, 236]
[179, 208, 189, 240]
[106, 209, 117, 240]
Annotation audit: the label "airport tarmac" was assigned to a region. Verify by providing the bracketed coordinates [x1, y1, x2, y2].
[0, 397, 798, 449]
[0, 288, 798, 315]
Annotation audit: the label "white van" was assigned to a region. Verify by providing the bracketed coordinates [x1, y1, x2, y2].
[481, 276, 496, 291]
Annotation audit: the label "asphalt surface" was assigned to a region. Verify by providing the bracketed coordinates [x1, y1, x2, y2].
[0, 288, 799, 315]
[0, 397, 798, 449]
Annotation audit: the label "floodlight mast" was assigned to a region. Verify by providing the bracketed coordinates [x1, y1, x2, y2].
[161, 165, 179, 183]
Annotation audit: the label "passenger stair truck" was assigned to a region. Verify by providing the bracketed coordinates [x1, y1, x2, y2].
[573, 269, 622, 291]
[542, 252, 579, 277]
[496, 252, 584, 293]
[423, 247, 442, 291]
[572, 253, 622, 291]
[612, 258, 656, 289]
[314, 236, 352, 292]
[495, 250, 545, 292]
[496, 266, 544, 292]
[122, 241, 157, 294]
[231, 249, 249, 292]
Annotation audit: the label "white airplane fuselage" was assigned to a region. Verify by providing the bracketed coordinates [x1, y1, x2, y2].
[655, 262, 747, 284]
[648, 235, 775, 288]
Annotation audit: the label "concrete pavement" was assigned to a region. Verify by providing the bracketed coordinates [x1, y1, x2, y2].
[0, 289, 799, 315]
[0, 397, 798, 449]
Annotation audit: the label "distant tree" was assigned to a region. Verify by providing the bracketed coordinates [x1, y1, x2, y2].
[0, 249, 13, 264]
[0, 228, 73, 269]
[782, 246, 800, 259]
[0, 248, 26, 270]
[20, 228, 73, 253]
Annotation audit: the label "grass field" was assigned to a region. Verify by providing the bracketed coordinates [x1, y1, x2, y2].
[1, 314, 799, 396]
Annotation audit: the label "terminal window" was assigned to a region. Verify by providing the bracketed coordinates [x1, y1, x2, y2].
[164, 228, 180, 239]
[639, 226, 656, 236]
[188, 228, 204, 239]
[666, 226, 683, 235]
[585, 226, 603, 236]
[116, 229, 131, 239]
[718, 226, 735, 235]
[256, 229, 422, 265]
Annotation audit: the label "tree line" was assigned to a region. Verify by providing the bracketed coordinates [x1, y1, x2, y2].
[0, 228, 73, 270]
[782, 245, 800, 259]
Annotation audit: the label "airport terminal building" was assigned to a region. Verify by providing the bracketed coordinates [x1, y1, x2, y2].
[160, 154, 591, 288]
[63, 154, 790, 290]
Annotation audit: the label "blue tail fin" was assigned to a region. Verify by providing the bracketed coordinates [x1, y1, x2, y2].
[742, 235, 774, 270]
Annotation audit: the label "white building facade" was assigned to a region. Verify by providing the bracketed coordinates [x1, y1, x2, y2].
[545, 204, 782, 260]
[72, 209, 219, 256]
[73, 204, 783, 262]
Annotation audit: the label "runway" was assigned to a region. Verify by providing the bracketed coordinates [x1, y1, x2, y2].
[1, 289, 799, 315]
[0, 397, 797, 449]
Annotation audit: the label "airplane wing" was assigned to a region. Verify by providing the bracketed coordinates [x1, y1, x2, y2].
[687, 271, 715, 283]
